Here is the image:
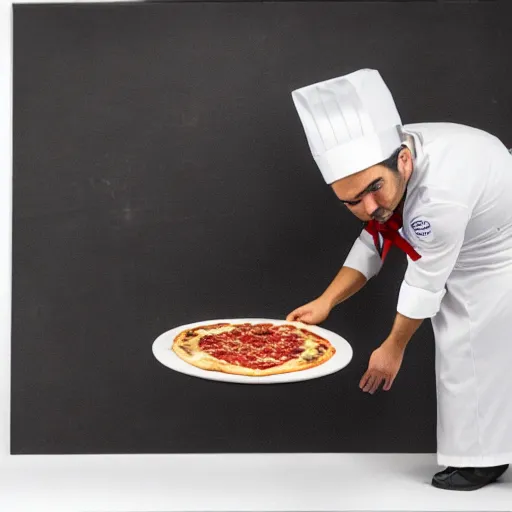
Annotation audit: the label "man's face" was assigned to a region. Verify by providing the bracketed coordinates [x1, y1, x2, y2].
[330, 148, 413, 223]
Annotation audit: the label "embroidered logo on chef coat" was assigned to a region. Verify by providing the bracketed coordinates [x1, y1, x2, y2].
[410, 217, 433, 241]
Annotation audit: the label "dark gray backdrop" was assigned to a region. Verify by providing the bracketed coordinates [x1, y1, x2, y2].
[12, 0, 512, 454]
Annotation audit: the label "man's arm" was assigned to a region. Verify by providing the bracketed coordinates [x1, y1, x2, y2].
[287, 265, 368, 323]
[386, 312, 424, 351]
[323, 227, 385, 307]
[286, 229, 382, 323]
[321, 266, 368, 308]
[359, 313, 424, 394]
[342, 228, 384, 286]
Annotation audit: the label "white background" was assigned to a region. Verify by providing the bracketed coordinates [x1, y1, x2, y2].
[1, 1, 511, 510]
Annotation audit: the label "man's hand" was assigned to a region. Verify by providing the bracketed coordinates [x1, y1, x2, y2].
[359, 340, 405, 394]
[286, 296, 332, 325]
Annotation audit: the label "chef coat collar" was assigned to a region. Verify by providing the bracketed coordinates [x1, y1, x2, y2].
[401, 128, 427, 193]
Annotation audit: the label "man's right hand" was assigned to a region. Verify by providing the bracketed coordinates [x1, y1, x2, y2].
[286, 296, 332, 325]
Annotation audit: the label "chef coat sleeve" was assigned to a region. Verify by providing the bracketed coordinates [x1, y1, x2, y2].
[343, 229, 383, 280]
[397, 202, 470, 319]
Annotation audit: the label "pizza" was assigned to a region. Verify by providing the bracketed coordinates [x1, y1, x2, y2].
[171, 321, 336, 376]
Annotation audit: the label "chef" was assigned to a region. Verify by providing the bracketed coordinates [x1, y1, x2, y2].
[286, 68, 512, 491]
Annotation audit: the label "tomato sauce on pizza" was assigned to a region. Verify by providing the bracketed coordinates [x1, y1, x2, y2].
[172, 321, 335, 376]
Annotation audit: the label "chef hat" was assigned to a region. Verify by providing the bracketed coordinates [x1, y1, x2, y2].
[291, 68, 403, 184]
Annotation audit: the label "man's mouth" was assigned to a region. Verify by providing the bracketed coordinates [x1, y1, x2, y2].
[373, 211, 392, 223]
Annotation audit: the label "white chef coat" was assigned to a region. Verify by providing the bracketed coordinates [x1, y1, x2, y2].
[343, 122, 512, 467]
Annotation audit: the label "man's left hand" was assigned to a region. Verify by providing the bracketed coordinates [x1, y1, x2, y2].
[359, 339, 404, 394]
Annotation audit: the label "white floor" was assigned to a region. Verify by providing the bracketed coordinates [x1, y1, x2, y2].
[0, 453, 511, 511]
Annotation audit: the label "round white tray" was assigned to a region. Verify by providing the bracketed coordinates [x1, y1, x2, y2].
[152, 318, 353, 384]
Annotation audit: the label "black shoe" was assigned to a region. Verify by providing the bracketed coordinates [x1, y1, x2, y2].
[432, 464, 509, 491]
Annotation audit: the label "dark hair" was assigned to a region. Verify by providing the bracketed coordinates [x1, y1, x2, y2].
[378, 145, 406, 172]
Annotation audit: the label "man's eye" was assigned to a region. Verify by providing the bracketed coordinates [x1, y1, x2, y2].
[369, 182, 382, 192]
[343, 200, 360, 207]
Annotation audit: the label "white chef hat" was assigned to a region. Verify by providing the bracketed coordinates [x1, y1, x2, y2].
[291, 68, 403, 184]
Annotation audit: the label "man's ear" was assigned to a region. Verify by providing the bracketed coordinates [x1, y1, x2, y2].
[398, 147, 413, 177]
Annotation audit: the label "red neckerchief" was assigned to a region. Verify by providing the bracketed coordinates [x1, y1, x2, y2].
[364, 211, 421, 262]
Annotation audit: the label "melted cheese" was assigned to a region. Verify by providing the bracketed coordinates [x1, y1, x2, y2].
[301, 347, 319, 361]
[196, 326, 233, 336]
[303, 339, 318, 350]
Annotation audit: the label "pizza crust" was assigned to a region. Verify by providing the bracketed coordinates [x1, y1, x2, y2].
[171, 322, 336, 376]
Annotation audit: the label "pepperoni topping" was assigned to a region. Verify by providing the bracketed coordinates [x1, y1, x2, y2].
[198, 324, 313, 370]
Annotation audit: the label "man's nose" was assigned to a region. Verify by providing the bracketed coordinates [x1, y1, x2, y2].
[362, 193, 378, 217]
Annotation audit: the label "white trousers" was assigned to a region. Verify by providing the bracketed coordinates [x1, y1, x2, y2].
[432, 264, 512, 467]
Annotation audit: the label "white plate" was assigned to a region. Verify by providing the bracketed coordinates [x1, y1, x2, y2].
[152, 318, 353, 384]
